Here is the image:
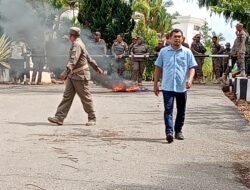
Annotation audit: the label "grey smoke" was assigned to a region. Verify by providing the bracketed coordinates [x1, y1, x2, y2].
[0, 0, 133, 88]
[0, 0, 70, 77]
[0, 0, 52, 44]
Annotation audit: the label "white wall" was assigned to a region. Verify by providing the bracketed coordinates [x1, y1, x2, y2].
[0, 68, 10, 82]
[173, 16, 205, 46]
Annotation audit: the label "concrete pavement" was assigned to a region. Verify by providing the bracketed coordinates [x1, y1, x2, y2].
[0, 83, 249, 190]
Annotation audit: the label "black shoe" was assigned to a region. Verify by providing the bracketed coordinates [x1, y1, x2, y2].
[175, 132, 184, 140]
[166, 134, 174, 143]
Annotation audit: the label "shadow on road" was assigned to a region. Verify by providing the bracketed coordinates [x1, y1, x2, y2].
[8, 122, 50, 126]
[8, 122, 84, 127]
[101, 137, 167, 144]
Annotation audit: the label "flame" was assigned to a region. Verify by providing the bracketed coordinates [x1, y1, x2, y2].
[125, 85, 141, 92]
[112, 84, 142, 92]
[112, 85, 126, 92]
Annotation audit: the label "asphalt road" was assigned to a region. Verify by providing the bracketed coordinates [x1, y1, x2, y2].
[0, 83, 249, 190]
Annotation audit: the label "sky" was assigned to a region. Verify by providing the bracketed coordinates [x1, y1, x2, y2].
[167, 0, 237, 45]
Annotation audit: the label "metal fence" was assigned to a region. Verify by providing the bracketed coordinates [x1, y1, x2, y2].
[4, 53, 250, 91]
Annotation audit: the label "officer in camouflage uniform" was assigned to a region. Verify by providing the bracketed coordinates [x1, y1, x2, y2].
[111, 34, 128, 77]
[211, 36, 224, 84]
[130, 36, 148, 86]
[231, 23, 247, 77]
[191, 34, 207, 83]
[222, 43, 231, 73]
[218, 42, 231, 84]
[48, 27, 103, 126]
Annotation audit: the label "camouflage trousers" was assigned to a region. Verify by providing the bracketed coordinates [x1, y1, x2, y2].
[194, 57, 204, 79]
[131, 60, 146, 84]
[212, 58, 223, 79]
[54, 78, 96, 122]
[222, 58, 229, 74]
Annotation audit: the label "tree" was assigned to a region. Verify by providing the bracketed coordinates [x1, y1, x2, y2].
[131, 0, 174, 80]
[199, 21, 226, 81]
[200, 21, 212, 47]
[78, 0, 135, 48]
[132, 0, 173, 35]
[200, 21, 226, 47]
[49, 0, 79, 37]
[197, 0, 250, 30]
[211, 31, 225, 42]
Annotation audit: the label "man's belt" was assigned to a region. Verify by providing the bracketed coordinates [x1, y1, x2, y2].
[71, 64, 89, 74]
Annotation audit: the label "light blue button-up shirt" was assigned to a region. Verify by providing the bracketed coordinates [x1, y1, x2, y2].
[155, 45, 197, 92]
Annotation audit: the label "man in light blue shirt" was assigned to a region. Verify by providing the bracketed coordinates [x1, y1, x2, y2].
[154, 28, 197, 143]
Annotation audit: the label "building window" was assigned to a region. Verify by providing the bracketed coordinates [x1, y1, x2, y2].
[194, 25, 200, 31]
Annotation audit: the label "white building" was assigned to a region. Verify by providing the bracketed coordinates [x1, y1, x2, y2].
[0, 63, 10, 82]
[173, 16, 205, 46]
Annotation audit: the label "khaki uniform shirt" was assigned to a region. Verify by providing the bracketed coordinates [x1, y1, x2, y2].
[231, 30, 247, 55]
[66, 38, 98, 80]
[112, 41, 128, 56]
[95, 39, 107, 55]
[131, 43, 148, 61]
[128, 42, 136, 54]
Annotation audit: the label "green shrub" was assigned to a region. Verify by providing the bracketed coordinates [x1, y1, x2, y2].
[202, 48, 213, 81]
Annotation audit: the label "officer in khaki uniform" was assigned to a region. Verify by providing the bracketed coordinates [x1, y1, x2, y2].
[48, 27, 103, 126]
[128, 37, 137, 54]
[231, 23, 247, 77]
[94, 31, 107, 55]
[91, 31, 108, 80]
[243, 24, 250, 74]
[130, 36, 148, 85]
[112, 34, 128, 76]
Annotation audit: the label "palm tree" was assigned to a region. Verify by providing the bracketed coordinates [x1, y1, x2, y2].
[211, 31, 225, 42]
[0, 35, 11, 81]
[132, 0, 173, 37]
[49, 0, 79, 36]
[149, 6, 173, 36]
[132, 0, 151, 27]
[197, 0, 250, 29]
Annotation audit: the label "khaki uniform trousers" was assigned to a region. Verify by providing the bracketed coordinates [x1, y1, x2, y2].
[131, 61, 146, 84]
[237, 53, 246, 71]
[55, 77, 96, 122]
